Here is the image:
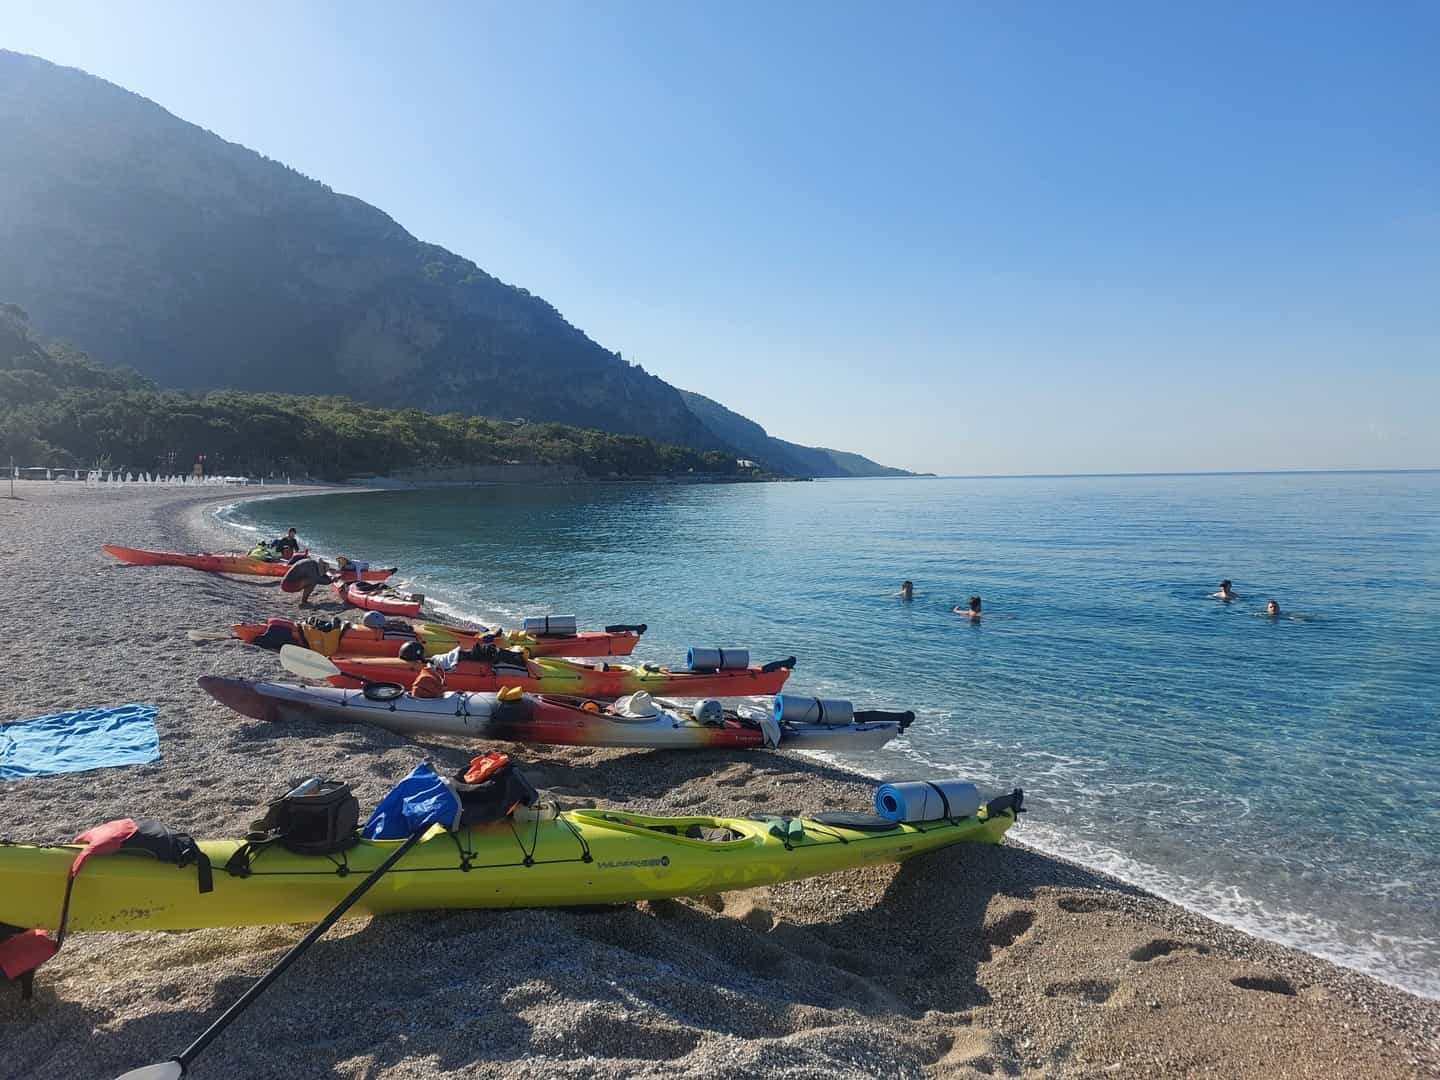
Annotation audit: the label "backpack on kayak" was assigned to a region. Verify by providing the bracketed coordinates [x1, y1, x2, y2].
[451, 752, 539, 826]
[225, 778, 360, 876]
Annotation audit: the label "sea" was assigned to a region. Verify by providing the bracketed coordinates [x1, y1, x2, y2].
[217, 470, 1440, 1000]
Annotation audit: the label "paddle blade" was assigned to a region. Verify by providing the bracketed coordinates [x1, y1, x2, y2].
[279, 644, 341, 681]
[186, 629, 234, 643]
[113, 1061, 184, 1080]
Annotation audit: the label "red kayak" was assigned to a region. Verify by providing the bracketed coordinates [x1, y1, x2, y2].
[103, 544, 395, 581]
[326, 651, 797, 698]
[336, 580, 424, 617]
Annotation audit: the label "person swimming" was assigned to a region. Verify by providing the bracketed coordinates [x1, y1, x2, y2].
[954, 595, 982, 620]
[1212, 579, 1239, 602]
[1265, 599, 1281, 617]
[897, 580, 914, 601]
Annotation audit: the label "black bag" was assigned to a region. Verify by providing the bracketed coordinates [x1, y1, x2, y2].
[451, 759, 539, 826]
[244, 778, 360, 855]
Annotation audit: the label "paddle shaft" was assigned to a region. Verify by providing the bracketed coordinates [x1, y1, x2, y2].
[173, 829, 424, 1072]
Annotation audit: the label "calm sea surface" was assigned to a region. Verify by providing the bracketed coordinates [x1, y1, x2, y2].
[220, 472, 1440, 998]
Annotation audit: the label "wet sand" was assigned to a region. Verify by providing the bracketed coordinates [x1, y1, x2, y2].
[0, 481, 1436, 1079]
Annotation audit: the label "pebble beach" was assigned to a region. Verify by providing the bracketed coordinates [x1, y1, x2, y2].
[1, 481, 1437, 1080]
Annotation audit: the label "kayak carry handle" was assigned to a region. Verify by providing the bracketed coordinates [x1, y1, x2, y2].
[853, 709, 915, 731]
[604, 624, 648, 634]
[760, 656, 798, 674]
[984, 788, 1025, 819]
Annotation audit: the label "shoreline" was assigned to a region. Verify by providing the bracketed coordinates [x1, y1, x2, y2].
[1, 480, 1436, 1079]
[213, 484, 1440, 1007]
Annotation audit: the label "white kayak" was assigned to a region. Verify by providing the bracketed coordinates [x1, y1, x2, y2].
[198, 677, 913, 753]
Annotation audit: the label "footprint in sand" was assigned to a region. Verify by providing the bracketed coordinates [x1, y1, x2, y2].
[1044, 978, 1119, 1004]
[982, 908, 1035, 957]
[1055, 892, 1129, 915]
[932, 1026, 1019, 1075]
[1129, 938, 1210, 963]
[712, 763, 754, 787]
[1230, 973, 1298, 996]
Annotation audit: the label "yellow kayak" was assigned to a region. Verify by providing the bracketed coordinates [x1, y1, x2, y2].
[0, 794, 1022, 932]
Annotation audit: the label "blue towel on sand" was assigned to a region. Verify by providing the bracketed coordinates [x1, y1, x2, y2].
[0, 705, 161, 780]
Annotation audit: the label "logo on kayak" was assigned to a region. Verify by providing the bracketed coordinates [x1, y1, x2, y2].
[597, 855, 671, 870]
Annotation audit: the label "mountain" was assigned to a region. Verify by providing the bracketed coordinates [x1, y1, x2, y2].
[0, 49, 914, 475]
[677, 389, 918, 477]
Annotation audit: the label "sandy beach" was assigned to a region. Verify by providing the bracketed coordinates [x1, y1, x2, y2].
[0, 481, 1436, 1080]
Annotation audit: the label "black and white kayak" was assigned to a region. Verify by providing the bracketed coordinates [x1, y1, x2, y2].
[199, 650, 913, 753]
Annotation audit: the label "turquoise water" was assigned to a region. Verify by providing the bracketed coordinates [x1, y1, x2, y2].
[219, 472, 1440, 999]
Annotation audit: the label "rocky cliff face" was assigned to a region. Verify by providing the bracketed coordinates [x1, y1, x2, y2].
[0, 50, 719, 449]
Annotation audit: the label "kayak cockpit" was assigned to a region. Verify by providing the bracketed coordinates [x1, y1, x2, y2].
[569, 810, 759, 847]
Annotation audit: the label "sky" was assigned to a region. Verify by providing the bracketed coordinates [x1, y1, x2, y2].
[3, 1, 1438, 474]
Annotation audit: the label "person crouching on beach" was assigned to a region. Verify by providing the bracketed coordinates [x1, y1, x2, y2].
[1212, 579, 1238, 602]
[955, 595, 982, 620]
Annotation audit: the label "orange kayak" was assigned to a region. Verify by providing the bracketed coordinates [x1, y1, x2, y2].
[326, 652, 797, 698]
[103, 544, 395, 581]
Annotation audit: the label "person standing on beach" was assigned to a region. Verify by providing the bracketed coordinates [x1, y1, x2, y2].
[954, 595, 982, 620]
[1212, 579, 1238, 602]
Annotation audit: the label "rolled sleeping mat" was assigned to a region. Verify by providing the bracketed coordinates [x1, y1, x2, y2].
[686, 647, 750, 672]
[280, 557, 326, 593]
[523, 615, 578, 638]
[773, 695, 854, 727]
[874, 780, 981, 823]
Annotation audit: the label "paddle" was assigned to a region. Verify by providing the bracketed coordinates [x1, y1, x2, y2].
[186, 629, 235, 643]
[278, 643, 342, 681]
[279, 644, 407, 701]
[113, 828, 427, 1080]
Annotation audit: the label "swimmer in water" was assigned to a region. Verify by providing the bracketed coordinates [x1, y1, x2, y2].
[897, 580, 914, 601]
[1212, 579, 1239, 602]
[954, 595, 982, 620]
[1265, 599, 1281, 617]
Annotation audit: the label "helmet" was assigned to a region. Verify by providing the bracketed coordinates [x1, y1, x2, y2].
[398, 641, 425, 662]
[693, 699, 724, 726]
[361, 611, 386, 629]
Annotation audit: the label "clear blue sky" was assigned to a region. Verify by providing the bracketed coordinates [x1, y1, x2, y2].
[4, 1, 1438, 473]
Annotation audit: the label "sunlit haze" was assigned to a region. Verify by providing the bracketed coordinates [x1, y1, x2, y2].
[4, 1, 1437, 473]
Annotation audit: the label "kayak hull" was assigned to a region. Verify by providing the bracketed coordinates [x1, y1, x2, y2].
[103, 544, 394, 581]
[198, 677, 904, 752]
[0, 802, 1019, 932]
[337, 581, 422, 617]
[325, 655, 795, 698]
[231, 619, 643, 659]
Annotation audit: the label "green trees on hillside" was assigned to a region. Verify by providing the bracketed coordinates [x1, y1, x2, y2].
[0, 305, 741, 480]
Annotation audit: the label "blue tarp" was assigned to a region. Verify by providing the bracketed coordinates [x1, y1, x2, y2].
[362, 763, 460, 839]
[0, 705, 160, 781]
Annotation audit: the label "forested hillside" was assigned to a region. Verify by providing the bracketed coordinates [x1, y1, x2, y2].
[0, 305, 740, 480]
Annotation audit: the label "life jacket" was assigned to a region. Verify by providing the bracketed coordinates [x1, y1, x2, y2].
[451, 753, 538, 826]
[300, 617, 345, 656]
[0, 819, 212, 999]
[252, 618, 303, 651]
[411, 668, 445, 699]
